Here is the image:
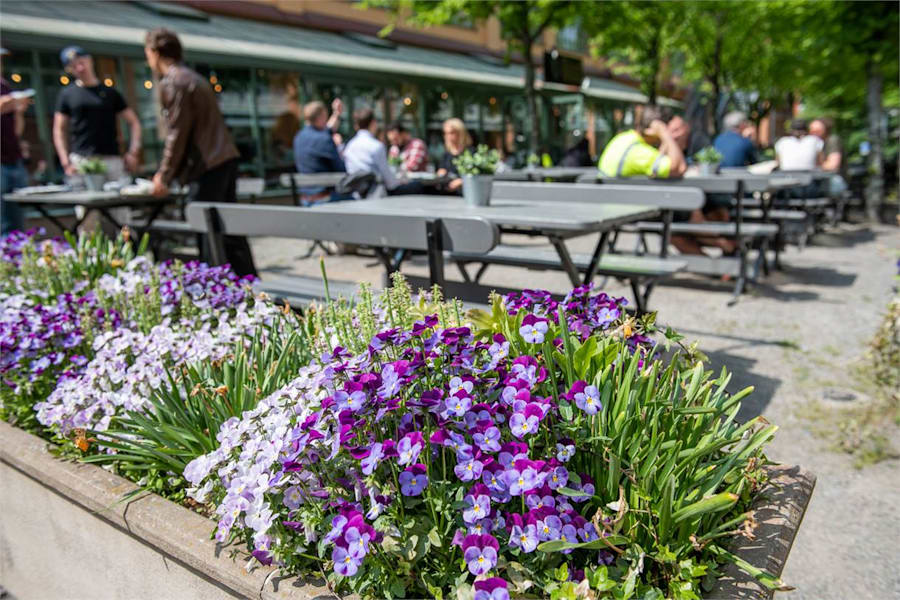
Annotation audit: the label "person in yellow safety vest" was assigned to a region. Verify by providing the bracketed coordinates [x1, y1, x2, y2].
[599, 106, 737, 257]
[598, 105, 686, 179]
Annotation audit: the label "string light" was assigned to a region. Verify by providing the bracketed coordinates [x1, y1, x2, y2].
[104, 78, 114, 87]
[60, 75, 70, 85]
[214, 84, 223, 93]
[144, 80, 153, 90]
[440, 91, 448, 100]
[488, 97, 497, 105]
[11, 73, 22, 83]
[402, 96, 412, 106]
[210, 75, 218, 84]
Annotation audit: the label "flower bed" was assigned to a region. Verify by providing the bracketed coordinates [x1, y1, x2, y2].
[0, 230, 815, 599]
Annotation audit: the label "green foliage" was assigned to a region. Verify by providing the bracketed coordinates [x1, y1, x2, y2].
[83, 316, 312, 500]
[453, 144, 501, 176]
[468, 295, 782, 595]
[693, 146, 723, 165]
[0, 229, 148, 300]
[77, 157, 107, 175]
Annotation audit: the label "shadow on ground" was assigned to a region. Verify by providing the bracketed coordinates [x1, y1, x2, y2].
[809, 226, 875, 248]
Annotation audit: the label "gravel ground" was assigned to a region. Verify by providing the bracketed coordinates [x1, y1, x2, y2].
[249, 221, 900, 600]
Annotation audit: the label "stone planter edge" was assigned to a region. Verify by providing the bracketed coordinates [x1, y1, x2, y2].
[0, 420, 815, 599]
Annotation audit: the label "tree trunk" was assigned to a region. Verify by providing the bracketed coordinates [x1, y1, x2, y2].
[646, 32, 660, 105]
[865, 59, 884, 223]
[710, 31, 723, 136]
[523, 40, 540, 155]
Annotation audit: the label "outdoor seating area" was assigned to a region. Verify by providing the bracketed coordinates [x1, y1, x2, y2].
[1, 2, 898, 600]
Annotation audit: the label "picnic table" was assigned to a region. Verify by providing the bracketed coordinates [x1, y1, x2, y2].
[303, 195, 658, 290]
[4, 188, 173, 236]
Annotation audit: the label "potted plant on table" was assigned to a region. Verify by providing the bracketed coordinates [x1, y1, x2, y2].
[454, 144, 500, 206]
[694, 146, 724, 176]
[78, 158, 108, 191]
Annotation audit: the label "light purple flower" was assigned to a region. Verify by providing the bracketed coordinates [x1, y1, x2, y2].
[462, 534, 499, 576]
[556, 443, 575, 462]
[537, 515, 562, 541]
[445, 394, 472, 418]
[454, 458, 484, 482]
[398, 463, 428, 496]
[332, 545, 362, 576]
[334, 389, 366, 412]
[344, 526, 371, 559]
[519, 319, 548, 344]
[574, 384, 601, 415]
[474, 578, 510, 600]
[473, 426, 501, 453]
[282, 485, 304, 510]
[501, 467, 537, 496]
[360, 442, 384, 475]
[397, 432, 423, 466]
[463, 494, 491, 524]
[509, 523, 538, 553]
[509, 411, 539, 438]
[547, 466, 569, 490]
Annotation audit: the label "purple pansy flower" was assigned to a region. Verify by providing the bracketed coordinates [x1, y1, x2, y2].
[454, 458, 484, 482]
[473, 426, 502, 453]
[537, 515, 562, 541]
[462, 494, 491, 524]
[397, 432, 423, 466]
[462, 534, 499, 575]
[509, 523, 539, 553]
[332, 545, 362, 576]
[519, 314, 549, 344]
[398, 463, 428, 496]
[574, 384, 601, 415]
[344, 526, 371, 559]
[474, 578, 510, 600]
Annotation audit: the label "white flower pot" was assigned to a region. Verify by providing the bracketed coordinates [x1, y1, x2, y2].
[462, 174, 493, 207]
[83, 174, 107, 191]
[698, 162, 720, 176]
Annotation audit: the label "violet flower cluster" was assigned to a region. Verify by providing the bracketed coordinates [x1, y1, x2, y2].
[185, 300, 628, 596]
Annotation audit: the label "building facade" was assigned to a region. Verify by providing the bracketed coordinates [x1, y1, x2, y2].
[0, 0, 681, 181]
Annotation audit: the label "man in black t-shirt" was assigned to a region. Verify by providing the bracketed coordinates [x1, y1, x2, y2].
[52, 46, 141, 180]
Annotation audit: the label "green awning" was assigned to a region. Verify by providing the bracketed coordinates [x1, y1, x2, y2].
[0, 0, 526, 88]
[581, 77, 682, 108]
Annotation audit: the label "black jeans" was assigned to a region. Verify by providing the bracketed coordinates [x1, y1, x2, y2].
[188, 158, 258, 277]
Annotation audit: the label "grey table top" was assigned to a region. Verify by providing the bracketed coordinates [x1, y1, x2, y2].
[280, 172, 347, 187]
[305, 195, 658, 235]
[596, 173, 809, 194]
[5, 189, 172, 207]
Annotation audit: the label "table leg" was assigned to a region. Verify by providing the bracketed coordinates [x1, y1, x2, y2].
[549, 235, 582, 288]
[582, 231, 610, 284]
[34, 204, 76, 235]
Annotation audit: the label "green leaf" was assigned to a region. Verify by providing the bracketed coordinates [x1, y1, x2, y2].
[672, 492, 738, 523]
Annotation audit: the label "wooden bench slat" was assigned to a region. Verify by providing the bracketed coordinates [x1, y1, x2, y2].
[491, 181, 704, 211]
[453, 245, 686, 278]
[635, 221, 778, 236]
[185, 203, 499, 254]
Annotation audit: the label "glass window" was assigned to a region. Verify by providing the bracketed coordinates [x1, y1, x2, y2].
[255, 69, 301, 174]
[424, 87, 453, 159]
[194, 64, 257, 174]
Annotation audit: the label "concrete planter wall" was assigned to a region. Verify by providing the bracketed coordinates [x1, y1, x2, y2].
[0, 421, 815, 600]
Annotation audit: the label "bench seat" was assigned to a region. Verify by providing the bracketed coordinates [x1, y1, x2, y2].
[633, 221, 778, 237]
[254, 275, 361, 307]
[740, 208, 807, 221]
[452, 245, 686, 278]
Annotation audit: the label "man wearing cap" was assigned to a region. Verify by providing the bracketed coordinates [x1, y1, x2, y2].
[1, 47, 31, 234]
[144, 28, 257, 277]
[52, 46, 142, 181]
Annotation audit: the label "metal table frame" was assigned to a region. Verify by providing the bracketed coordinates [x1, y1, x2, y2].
[5, 190, 172, 237]
[303, 195, 658, 290]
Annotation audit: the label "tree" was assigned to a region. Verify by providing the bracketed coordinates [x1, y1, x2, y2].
[585, 1, 685, 105]
[367, 0, 578, 153]
[790, 0, 899, 221]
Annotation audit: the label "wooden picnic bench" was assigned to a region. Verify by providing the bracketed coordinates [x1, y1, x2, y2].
[449, 181, 700, 313]
[579, 175, 781, 301]
[184, 202, 499, 307]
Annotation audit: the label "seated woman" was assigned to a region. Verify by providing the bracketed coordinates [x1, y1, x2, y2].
[435, 118, 472, 195]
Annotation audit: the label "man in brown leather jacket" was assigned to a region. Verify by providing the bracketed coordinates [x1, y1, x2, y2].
[145, 28, 257, 276]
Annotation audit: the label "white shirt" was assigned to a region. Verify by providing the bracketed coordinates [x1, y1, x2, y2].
[342, 129, 399, 192]
[775, 135, 823, 171]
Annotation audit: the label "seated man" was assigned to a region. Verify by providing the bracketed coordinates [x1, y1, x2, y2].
[599, 106, 734, 256]
[386, 121, 428, 173]
[775, 119, 822, 171]
[293, 99, 347, 204]
[714, 111, 758, 167]
[343, 108, 422, 196]
[598, 105, 686, 179]
[810, 117, 848, 197]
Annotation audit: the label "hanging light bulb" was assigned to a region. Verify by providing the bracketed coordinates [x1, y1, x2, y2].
[144, 80, 153, 90]
[104, 78, 114, 87]
[11, 73, 22, 83]
[60, 75, 70, 85]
